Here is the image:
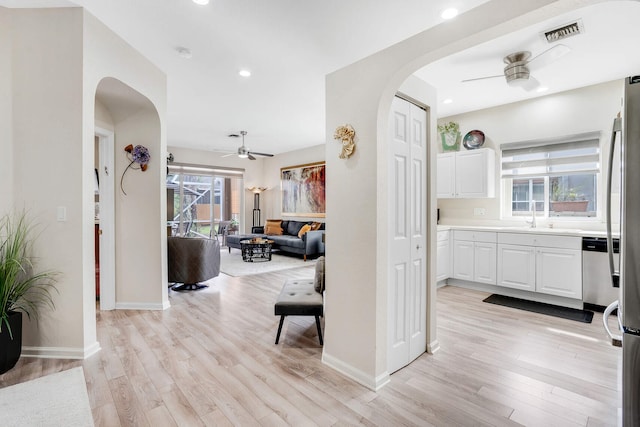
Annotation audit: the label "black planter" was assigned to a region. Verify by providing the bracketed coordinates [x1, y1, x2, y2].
[0, 310, 22, 375]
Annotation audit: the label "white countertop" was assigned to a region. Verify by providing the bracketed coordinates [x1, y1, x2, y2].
[437, 224, 617, 238]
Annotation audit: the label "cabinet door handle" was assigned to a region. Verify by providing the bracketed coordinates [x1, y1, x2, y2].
[416, 244, 421, 250]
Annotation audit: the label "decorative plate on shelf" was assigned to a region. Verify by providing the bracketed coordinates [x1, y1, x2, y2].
[462, 130, 485, 149]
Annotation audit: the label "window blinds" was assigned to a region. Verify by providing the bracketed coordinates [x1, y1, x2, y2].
[501, 131, 600, 179]
[168, 163, 244, 178]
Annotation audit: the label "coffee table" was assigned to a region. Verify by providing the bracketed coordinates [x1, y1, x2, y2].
[240, 239, 275, 262]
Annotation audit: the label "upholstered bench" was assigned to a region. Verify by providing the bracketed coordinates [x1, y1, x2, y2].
[274, 256, 325, 345]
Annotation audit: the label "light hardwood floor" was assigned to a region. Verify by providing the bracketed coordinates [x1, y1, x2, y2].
[0, 265, 621, 426]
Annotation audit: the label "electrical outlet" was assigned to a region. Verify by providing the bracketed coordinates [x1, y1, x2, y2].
[473, 207, 486, 216]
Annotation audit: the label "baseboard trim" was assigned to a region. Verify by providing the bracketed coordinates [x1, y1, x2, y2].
[22, 341, 101, 360]
[115, 301, 170, 310]
[322, 352, 390, 391]
[427, 339, 440, 354]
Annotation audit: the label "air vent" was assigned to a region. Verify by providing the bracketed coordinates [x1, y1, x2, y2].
[542, 20, 584, 43]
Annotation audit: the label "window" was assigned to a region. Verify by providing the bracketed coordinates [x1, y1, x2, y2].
[167, 164, 244, 237]
[502, 132, 600, 218]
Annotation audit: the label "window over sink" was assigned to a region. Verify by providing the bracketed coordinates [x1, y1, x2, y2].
[502, 132, 600, 219]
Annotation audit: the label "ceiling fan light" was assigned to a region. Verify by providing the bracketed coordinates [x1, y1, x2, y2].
[238, 153, 249, 159]
[441, 8, 458, 20]
[192, 0, 209, 5]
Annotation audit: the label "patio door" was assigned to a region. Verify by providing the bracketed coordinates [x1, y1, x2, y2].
[167, 164, 244, 238]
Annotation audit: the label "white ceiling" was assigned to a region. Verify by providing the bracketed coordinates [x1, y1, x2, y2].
[2, 0, 639, 156]
[416, 1, 640, 118]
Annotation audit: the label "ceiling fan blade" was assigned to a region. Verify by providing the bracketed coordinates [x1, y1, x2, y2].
[462, 74, 504, 83]
[527, 44, 570, 69]
[248, 153, 256, 160]
[221, 152, 236, 158]
[249, 151, 274, 157]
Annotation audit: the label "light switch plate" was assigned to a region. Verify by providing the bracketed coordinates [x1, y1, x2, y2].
[473, 207, 486, 216]
[56, 206, 67, 222]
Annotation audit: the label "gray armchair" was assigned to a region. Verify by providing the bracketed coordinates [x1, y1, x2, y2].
[167, 236, 221, 291]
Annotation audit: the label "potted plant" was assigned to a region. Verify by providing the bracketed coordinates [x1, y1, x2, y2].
[438, 121, 461, 152]
[0, 211, 58, 374]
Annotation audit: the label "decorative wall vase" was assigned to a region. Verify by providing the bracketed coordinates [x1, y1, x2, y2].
[333, 124, 356, 159]
[441, 131, 461, 152]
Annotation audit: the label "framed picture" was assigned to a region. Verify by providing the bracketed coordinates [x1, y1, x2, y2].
[281, 161, 325, 217]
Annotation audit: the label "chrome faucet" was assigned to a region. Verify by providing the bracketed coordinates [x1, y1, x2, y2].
[526, 201, 537, 228]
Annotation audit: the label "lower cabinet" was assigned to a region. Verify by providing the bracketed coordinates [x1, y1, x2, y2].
[497, 233, 582, 300]
[536, 246, 582, 299]
[453, 231, 497, 285]
[436, 230, 450, 282]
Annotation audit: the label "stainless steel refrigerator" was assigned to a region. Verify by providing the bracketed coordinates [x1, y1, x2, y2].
[606, 75, 640, 427]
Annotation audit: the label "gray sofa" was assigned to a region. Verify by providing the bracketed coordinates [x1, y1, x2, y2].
[226, 220, 325, 261]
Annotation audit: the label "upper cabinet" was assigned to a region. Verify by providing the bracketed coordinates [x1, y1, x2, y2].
[437, 148, 496, 198]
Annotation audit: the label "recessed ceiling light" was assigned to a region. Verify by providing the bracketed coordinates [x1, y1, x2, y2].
[441, 8, 458, 20]
[192, 0, 209, 5]
[175, 46, 192, 59]
[239, 69, 251, 78]
[536, 86, 549, 93]
[443, 98, 453, 104]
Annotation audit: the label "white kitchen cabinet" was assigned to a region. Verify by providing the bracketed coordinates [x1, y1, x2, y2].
[436, 230, 450, 282]
[436, 153, 456, 198]
[536, 246, 582, 299]
[497, 233, 582, 299]
[453, 230, 497, 285]
[497, 244, 536, 291]
[474, 242, 497, 285]
[437, 148, 495, 198]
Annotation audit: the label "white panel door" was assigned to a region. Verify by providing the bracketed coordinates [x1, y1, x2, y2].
[388, 96, 427, 374]
[408, 101, 427, 364]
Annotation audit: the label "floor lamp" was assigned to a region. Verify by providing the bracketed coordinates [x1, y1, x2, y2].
[247, 187, 267, 228]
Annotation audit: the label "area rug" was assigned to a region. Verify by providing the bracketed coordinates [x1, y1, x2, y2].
[483, 294, 594, 323]
[220, 249, 316, 277]
[0, 367, 94, 426]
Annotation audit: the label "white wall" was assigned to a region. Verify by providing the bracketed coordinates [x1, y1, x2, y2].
[323, 0, 594, 389]
[0, 7, 12, 213]
[84, 10, 167, 316]
[4, 6, 167, 358]
[10, 7, 88, 356]
[437, 79, 624, 230]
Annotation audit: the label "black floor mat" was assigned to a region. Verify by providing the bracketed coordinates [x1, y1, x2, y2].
[483, 294, 593, 323]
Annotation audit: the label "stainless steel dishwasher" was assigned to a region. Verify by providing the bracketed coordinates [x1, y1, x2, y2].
[582, 236, 619, 310]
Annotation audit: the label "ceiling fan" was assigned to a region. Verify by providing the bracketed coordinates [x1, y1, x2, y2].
[462, 44, 571, 91]
[222, 131, 274, 160]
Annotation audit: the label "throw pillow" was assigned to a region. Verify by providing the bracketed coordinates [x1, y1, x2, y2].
[314, 256, 325, 293]
[298, 224, 312, 238]
[264, 219, 283, 235]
